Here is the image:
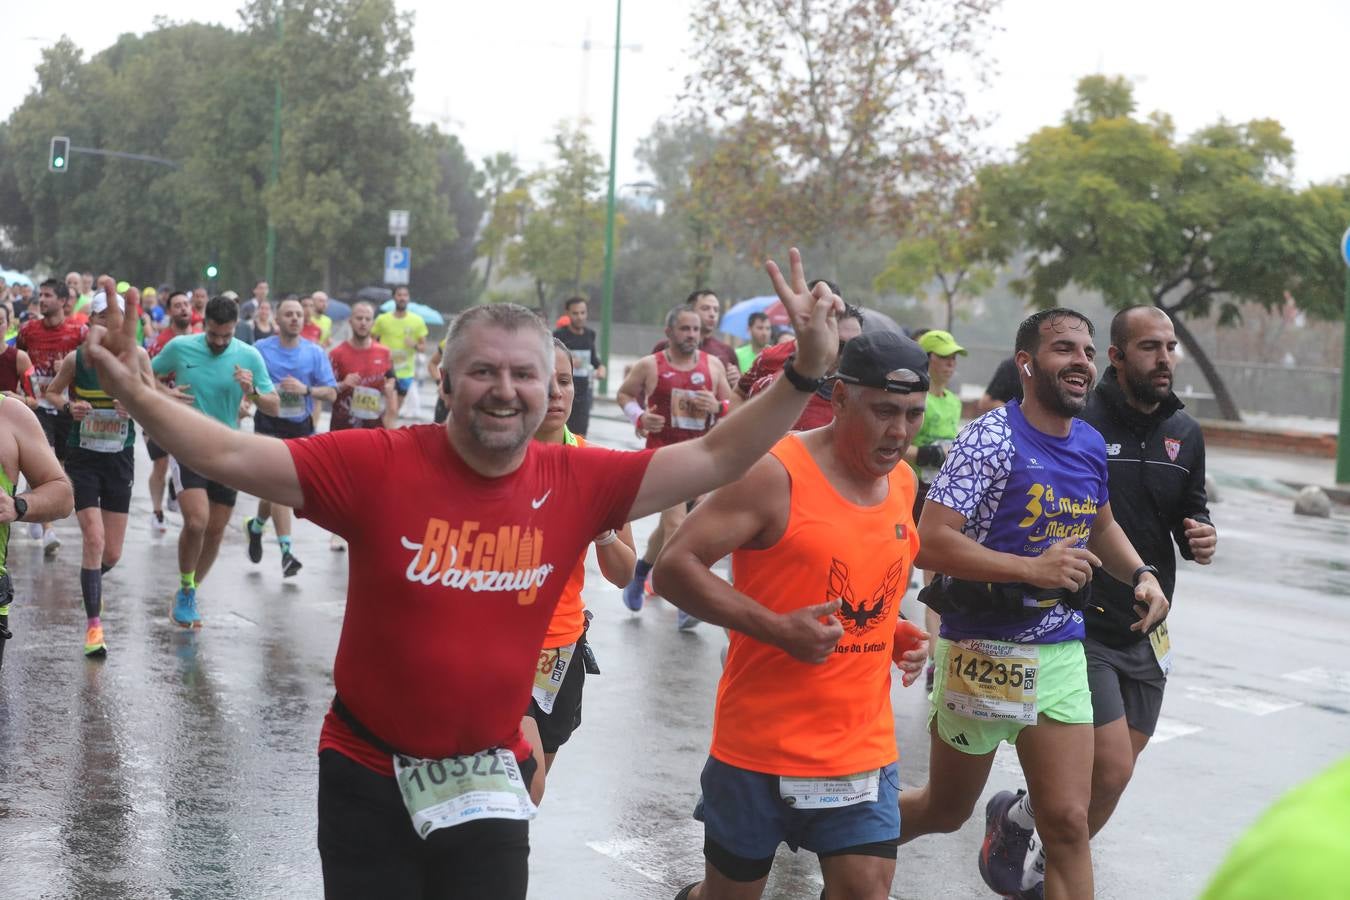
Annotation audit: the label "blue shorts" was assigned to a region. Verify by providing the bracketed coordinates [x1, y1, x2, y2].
[693, 756, 900, 875]
[394, 376, 413, 396]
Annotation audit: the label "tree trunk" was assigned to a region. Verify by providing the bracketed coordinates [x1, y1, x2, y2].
[1165, 309, 1241, 422]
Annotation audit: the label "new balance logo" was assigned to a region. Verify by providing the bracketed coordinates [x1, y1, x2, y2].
[950, 733, 970, 747]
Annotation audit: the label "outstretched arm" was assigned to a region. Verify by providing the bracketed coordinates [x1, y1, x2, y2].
[84, 276, 305, 509]
[0, 399, 73, 524]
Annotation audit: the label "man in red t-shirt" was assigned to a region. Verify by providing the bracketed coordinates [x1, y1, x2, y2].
[84, 250, 843, 898]
[18, 278, 88, 554]
[328, 300, 396, 432]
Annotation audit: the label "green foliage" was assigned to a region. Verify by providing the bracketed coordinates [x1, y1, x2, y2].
[0, 3, 478, 307]
[979, 76, 1350, 419]
[504, 123, 617, 315]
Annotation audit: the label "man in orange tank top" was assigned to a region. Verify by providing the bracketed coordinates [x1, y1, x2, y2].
[615, 305, 732, 626]
[654, 331, 933, 900]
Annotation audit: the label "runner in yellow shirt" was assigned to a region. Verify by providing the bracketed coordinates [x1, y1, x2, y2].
[370, 285, 427, 415]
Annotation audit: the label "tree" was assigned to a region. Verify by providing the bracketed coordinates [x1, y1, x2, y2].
[410, 130, 485, 310]
[505, 123, 615, 314]
[478, 152, 525, 290]
[682, 0, 998, 270]
[874, 180, 996, 329]
[980, 76, 1350, 421]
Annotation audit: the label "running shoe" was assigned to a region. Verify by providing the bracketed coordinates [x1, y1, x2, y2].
[622, 573, 645, 612]
[150, 512, 167, 536]
[645, 573, 660, 600]
[245, 517, 264, 563]
[282, 552, 303, 578]
[83, 623, 107, 657]
[329, 534, 347, 552]
[27, 522, 42, 540]
[979, 789, 1034, 896]
[42, 528, 60, 557]
[172, 587, 201, 628]
[676, 609, 702, 632]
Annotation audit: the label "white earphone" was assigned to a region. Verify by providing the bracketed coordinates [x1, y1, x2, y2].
[1022, 363, 1032, 377]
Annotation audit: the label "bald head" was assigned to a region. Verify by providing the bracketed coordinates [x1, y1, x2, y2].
[1109, 305, 1170, 350]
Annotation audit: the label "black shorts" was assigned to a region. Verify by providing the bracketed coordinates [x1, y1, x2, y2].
[254, 413, 316, 439]
[145, 434, 168, 461]
[317, 748, 532, 900]
[66, 446, 135, 513]
[524, 640, 588, 754]
[565, 378, 593, 436]
[1085, 636, 1166, 736]
[37, 410, 73, 462]
[172, 460, 238, 508]
[913, 478, 930, 527]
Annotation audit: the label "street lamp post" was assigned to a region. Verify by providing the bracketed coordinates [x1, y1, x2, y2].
[265, 9, 283, 288]
[597, 0, 622, 397]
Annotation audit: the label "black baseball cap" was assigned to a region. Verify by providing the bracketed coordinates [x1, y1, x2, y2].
[834, 331, 930, 394]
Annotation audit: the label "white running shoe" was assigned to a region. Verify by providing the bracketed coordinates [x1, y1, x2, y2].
[150, 513, 167, 536]
[42, 528, 61, 557]
[28, 522, 42, 540]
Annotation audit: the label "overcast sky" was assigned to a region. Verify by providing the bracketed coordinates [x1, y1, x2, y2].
[7, 0, 1347, 191]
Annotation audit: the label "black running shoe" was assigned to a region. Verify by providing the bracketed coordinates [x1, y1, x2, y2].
[282, 552, 303, 578]
[245, 517, 264, 564]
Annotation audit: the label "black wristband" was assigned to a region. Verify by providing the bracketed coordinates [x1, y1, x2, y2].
[1132, 564, 1159, 586]
[782, 358, 825, 394]
[12, 495, 28, 522]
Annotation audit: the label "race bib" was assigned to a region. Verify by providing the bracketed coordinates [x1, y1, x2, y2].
[670, 388, 708, 432]
[78, 409, 129, 452]
[278, 391, 306, 419]
[779, 769, 880, 809]
[569, 349, 592, 379]
[350, 385, 384, 420]
[530, 643, 575, 715]
[943, 639, 1039, 725]
[1149, 621, 1173, 677]
[33, 374, 55, 411]
[393, 749, 536, 838]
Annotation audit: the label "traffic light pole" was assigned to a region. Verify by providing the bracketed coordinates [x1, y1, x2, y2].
[66, 146, 179, 169]
[265, 9, 284, 289]
[1337, 235, 1350, 484]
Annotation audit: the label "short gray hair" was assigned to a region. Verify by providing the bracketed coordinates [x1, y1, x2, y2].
[665, 305, 699, 330]
[444, 303, 553, 374]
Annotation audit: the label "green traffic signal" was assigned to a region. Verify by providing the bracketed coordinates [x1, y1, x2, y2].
[52, 156, 65, 169]
[49, 136, 70, 173]
[205, 264, 219, 278]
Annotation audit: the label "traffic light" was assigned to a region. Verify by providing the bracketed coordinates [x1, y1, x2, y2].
[204, 264, 219, 279]
[49, 136, 70, 173]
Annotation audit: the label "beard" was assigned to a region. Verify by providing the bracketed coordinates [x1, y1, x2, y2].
[466, 407, 542, 454]
[1030, 362, 1091, 417]
[1123, 364, 1172, 406]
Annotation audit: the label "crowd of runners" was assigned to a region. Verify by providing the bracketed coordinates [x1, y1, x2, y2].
[0, 248, 1237, 899]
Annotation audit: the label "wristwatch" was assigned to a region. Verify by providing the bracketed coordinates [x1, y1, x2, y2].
[782, 358, 825, 394]
[1131, 564, 1159, 586]
[12, 496, 28, 522]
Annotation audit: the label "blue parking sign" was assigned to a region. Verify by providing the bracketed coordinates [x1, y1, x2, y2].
[384, 246, 411, 285]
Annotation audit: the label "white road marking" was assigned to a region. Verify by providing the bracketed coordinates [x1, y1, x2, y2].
[1149, 716, 1204, 743]
[1282, 667, 1350, 695]
[1182, 684, 1302, 716]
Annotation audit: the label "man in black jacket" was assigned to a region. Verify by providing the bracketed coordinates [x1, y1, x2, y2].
[997, 305, 1217, 896]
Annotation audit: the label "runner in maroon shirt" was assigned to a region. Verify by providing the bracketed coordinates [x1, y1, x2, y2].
[84, 252, 843, 899]
[617, 306, 733, 623]
[651, 289, 741, 379]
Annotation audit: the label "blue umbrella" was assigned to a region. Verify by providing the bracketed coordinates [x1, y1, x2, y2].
[379, 299, 445, 326]
[0, 269, 34, 288]
[718, 295, 778, 340]
[325, 298, 352, 321]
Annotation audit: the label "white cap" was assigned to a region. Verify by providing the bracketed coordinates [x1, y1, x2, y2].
[91, 291, 125, 314]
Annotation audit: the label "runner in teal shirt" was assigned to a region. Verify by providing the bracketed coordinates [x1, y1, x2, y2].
[151, 331, 274, 427]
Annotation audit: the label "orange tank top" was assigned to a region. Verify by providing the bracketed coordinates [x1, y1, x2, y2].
[712, 434, 920, 777]
[542, 434, 589, 648]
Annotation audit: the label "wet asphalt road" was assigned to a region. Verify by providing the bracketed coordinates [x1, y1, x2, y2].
[2, 407, 1348, 899]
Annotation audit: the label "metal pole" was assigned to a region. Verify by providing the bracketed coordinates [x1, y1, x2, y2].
[598, 0, 622, 397]
[1338, 260, 1350, 484]
[265, 8, 283, 288]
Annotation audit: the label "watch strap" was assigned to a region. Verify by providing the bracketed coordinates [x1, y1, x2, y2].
[782, 358, 825, 394]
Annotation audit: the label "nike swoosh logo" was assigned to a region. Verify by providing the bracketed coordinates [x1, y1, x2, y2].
[531, 490, 552, 510]
[660, 372, 675, 378]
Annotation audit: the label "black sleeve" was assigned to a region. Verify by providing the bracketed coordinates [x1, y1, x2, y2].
[1173, 423, 1212, 559]
[985, 357, 1022, 403]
